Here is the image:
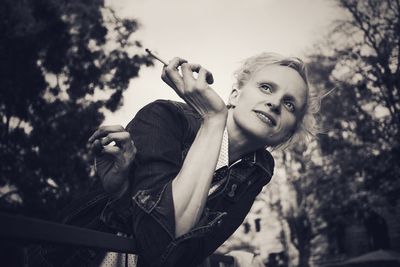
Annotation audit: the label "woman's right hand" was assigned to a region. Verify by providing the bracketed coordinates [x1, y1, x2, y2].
[88, 125, 136, 197]
[161, 57, 228, 121]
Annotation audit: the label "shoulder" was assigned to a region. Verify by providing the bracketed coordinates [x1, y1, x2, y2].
[132, 99, 198, 122]
[260, 149, 275, 174]
[126, 100, 183, 130]
[251, 149, 275, 184]
[135, 99, 183, 116]
[126, 99, 201, 137]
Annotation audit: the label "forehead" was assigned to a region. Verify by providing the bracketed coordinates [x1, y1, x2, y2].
[250, 65, 308, 109]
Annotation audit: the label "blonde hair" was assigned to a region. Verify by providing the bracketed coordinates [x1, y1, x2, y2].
[232, 52, 323, 149]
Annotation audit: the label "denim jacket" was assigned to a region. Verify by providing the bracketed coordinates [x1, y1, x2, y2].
[105, 100, 275, 267]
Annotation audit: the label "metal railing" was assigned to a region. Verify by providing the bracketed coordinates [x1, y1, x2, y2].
[0, 212, 234, 266]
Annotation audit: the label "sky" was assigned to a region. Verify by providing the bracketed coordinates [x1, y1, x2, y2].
[103, 0, 343, 126]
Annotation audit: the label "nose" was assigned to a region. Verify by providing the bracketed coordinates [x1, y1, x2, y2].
[266, 101, 280, 114]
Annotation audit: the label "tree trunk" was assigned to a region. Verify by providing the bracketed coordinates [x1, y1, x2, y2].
[298, 244, 311, 267]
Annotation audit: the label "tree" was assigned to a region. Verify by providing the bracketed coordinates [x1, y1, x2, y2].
[0, 0, 153, 219]
[310, 0, 400, 215]
[269, 1, 400, 264]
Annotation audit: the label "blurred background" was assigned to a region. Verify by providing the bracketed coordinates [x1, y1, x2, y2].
[0, 0, 399, 266]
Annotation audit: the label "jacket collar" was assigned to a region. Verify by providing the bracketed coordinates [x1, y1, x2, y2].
[241, 149, 275, 177]
[253, 148, 275, 177]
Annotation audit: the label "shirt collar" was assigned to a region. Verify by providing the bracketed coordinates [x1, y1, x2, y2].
[215, 128, 275, 177]
[215, 128, 229, 170]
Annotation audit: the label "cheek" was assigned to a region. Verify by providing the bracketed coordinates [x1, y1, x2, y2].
[235, 94, 253, 112]
[281, 114, 298, 134]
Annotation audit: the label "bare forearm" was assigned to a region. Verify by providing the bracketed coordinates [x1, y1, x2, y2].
[172, 115, 226, 237]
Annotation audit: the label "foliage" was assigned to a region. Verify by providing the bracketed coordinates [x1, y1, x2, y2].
[311, 0, 400, 215]
[269, 0, 400, 265]
[0, 0, 153, 219]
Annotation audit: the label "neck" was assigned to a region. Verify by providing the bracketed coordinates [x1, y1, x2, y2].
[226, 110, 266, 163]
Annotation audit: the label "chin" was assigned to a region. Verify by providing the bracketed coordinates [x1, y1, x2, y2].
[241, 122, 274, 143]
[233, 112, 279, 143]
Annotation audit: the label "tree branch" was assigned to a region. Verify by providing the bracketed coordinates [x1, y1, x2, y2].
[341, 0, 381, 56]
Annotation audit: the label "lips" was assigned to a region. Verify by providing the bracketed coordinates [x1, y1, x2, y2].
[254, 110, 277, 127]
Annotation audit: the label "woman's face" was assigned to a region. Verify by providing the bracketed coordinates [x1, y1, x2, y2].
[229, 65, 308, 147]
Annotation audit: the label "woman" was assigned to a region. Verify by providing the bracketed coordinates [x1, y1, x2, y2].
[89, 52, 319, 267]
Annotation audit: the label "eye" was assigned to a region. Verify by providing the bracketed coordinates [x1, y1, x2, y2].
[259, 83, 272, 93]
[284, 101, 295, 112]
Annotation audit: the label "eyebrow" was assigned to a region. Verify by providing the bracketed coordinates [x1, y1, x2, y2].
[258, 80, 301, 107]
[283, 94, 296, 103]
[258, 80, 279, 89]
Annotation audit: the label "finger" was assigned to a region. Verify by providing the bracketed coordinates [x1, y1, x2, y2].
[101, 145, 121, 156]
[168, 57, 188, 69]
[92, 139, 104, 155]
[161, 66, 179, 91]
[164, 57, 187, 91]
[88, 125, 125, 143]
[186, 63, 201, 72]
[181, 63, 198, 85]
[88, 140, 104, 162]
[198, 67, 214, 84]
[100, 132, 132, 147]
[187, 64, 214, 84]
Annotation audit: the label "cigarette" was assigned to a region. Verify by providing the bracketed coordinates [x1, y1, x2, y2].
[145, 48, 168, 66]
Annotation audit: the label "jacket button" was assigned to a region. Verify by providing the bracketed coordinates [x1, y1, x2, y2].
[139, 192, 150, 204]
[228, 184, 237, 197]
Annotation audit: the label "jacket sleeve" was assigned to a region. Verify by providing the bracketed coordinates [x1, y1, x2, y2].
[123, 100, 213, 266]
[126, 100, 187, 237]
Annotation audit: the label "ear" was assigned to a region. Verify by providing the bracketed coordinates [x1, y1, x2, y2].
[228, 88, 241, 107]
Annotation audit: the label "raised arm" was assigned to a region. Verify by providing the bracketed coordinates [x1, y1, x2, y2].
[161, 57, 228, 237]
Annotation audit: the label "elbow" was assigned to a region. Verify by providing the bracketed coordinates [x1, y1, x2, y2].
[174, 204, 202, 238]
